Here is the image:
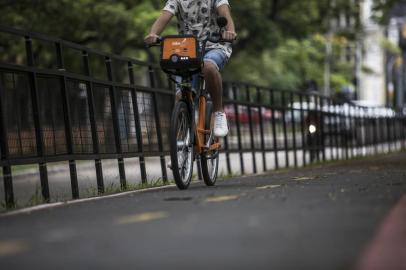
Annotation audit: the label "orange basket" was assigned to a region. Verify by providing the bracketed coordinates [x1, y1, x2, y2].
[160, 35, 201, 75]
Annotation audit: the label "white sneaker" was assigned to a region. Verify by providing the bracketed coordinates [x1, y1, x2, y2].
[214, 111, 229, 137]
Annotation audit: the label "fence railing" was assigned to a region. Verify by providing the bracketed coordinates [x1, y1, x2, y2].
[0, 26, 405, 209]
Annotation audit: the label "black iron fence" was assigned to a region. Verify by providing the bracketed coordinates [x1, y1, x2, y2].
[0, 26, 405, 209]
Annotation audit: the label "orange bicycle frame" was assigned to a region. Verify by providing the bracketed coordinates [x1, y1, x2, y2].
[195, 95, 221, 154]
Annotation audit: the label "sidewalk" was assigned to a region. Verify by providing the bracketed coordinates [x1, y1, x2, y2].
[0, 152, 405, 269]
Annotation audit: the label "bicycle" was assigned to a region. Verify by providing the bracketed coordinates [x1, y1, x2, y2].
[149, 17, 230, 190]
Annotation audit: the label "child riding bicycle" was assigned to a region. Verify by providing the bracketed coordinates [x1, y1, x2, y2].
[144, 0, 237, 138]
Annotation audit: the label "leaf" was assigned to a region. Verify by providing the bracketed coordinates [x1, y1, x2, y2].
[205, 195, 239, 203]
[0, 240, 28, 257]
[116, 211, 169, 225]
[256, 185, 281, 190]
[293, 176, 317, 181]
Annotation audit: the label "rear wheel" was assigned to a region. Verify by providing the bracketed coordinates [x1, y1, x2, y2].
[201, 101, 219, 186]
[170, 101, 194, 190]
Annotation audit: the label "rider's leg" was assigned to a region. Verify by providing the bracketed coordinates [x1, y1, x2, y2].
[202, 61, 223, 112]
[202, 60, 229, 137]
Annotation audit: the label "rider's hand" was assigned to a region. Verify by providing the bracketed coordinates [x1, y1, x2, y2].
[144, 33, 160, 46]
[222, 31, 237, 42]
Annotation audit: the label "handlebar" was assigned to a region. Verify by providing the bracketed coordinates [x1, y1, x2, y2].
[146, 36, 162, 48]
[207, 16, 236, 43]
[147, 34, 235, 48]
[206, 33, 236, 44]
[146, 16, 235, 48]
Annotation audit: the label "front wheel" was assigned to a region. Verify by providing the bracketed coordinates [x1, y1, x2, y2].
[201, 101, 219, 186]
[170, 101, 194, 190]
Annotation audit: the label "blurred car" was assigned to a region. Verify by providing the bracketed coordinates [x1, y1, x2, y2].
[224, 104, 275, 124]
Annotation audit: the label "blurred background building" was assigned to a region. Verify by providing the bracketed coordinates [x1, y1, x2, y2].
[385, 1, 406, 109]
[358, 0, 386, 107]
[328, 0, 406, 109]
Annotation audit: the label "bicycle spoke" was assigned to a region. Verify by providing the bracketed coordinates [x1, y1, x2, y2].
[174, 108, 193, 184]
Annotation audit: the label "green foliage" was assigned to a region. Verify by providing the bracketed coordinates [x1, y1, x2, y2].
[372, 0, 400, 23]
[224, 34, 352, 92]
[0, 0, 392, 92]
[381, 37, 402, 56]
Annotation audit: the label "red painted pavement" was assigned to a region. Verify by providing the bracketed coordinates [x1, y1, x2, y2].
[357, 195, 406, 270]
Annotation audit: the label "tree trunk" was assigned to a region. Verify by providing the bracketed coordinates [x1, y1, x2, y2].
[269, 0, 280, 21]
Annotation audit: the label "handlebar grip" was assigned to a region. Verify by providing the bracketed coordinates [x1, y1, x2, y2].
[207, 36, 237, 44]
[146, 36, 162, 48]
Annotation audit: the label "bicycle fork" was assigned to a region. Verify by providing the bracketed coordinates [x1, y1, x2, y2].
[195, 95, 221, 154]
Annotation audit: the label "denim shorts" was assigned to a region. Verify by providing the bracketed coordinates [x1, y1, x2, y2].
[203, 48, 228, 71]
[193, 49, 228, 89]
[175, 48, 228, 93]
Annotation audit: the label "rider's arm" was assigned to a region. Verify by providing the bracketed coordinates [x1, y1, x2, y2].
[144, 11, 174, 45]
[217, 4, 237, 41]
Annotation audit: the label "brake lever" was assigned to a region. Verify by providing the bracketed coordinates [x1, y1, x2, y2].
[145, 36, 163, 48]
[207, 32, 236, 44]
[207, 36, 237, 44]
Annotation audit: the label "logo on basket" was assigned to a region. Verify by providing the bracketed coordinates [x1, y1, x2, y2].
[172, 38, 189, 47]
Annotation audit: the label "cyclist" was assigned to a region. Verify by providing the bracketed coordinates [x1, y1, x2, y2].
[144, 0, 237, 137]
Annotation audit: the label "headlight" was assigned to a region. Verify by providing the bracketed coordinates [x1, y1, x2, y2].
[309, 124, 317, 134]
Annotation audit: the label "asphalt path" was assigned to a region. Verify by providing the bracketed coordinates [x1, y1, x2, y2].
[0, 152, 405, 270]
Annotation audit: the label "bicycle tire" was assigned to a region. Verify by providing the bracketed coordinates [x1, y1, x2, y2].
[170, 101, 194, 190]
[201, 101, 219, 186]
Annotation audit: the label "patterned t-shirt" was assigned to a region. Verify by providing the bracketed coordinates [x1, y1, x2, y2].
[163, 0, 232, 59]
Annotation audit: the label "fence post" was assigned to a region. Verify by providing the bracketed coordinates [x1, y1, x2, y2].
[223, 135, 232, 175]
[353, 105, 362, 157]
[281, 92, 289, 167]
[402, 115, 406, 150]
[56, 42, 79, 199]
[299, 94, 307, 166]
[343, 102, 350, 160]
[105, 57, 127, 190]
[336, 103, 343, 159]
[223, 83, 232, 175]
[364, 109, 370, 155]
[270, 90, 279, 169]
[358, 106, 363, 156]
[313, 94, 321, 162]
[368, 109, 373, 155]
[372, 108, 379, 155]
[128, 62, 148, 184]
[25, 36, 50, 203]
[148, 66, 168, 182]
[246, 85, 257, 174]
[0, 80, 14, 208]
[82, 51, 104, 194]
[394, 114, 399, 151]
[386, 110, 391, 153]
[397, 115, 401, 150]
[257, 87, 267, 171]
[379, 114, 385, 154]
[289, 92, 298, 167]
[349, 104, 357, 158]
[232, 84, 245, 174]
[318, 96, 327, 162]
[326, 98, 335, 161]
